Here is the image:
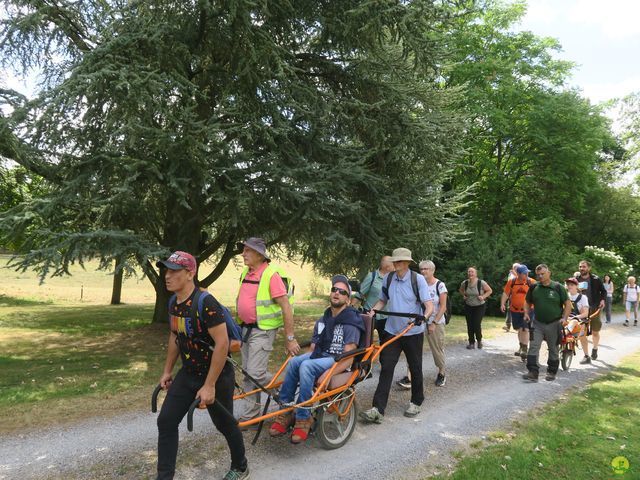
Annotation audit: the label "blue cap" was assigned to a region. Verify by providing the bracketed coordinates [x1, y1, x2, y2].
[516, 265, 529, 274]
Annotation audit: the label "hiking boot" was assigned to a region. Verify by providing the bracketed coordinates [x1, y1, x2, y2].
[635, 321, 638, 326]
[522, 370, 538, 382]
[591, 349, 598, 361]
[223, 466, 250, 480]
[477, 341, 483, 349]
[466, 343, 475, 350]
[359, 407, 383, 424]
[502, 325, 510, 332]
[290, 417, 313, 444]
[404, 402, 421, 417]
[580, 355, 591, 365]
[514, 349, 523, 356]
[520, 347, 528, 361]
[269, 412, 294, 437]
[435, 373, 446, 387]
[397, 376, 411, 390]
[545, 372, 556, 381]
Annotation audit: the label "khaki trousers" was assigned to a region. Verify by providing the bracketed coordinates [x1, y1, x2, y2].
[239, 327, 277, 419]
[426, 323, 446, 373]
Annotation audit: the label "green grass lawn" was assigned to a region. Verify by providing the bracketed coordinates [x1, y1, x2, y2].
[0, 284, 505, 434]
[432, 350, 640, 479]
[0, 294, 324, 433]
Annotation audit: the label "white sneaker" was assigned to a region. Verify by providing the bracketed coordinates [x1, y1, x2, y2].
[404, 402, 421, 417]
[359, 406, 383, 424]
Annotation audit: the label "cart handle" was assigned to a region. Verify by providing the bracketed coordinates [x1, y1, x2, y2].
[151, 384, 163, 413]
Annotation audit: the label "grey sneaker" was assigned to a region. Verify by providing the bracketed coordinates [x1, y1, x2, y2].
[397, 376, 411, 390]
[223, 466, 250, 480]
[580, 355, 591, 365]
[359, 407, 383, 424]
[404, 402, 421, 417]
[435, 373, 446, 387]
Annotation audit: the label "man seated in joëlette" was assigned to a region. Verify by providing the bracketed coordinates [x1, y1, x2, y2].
[269, 275, 365, 444]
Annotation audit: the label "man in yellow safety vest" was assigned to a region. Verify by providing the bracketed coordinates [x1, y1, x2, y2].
[236, 237, 299, 423]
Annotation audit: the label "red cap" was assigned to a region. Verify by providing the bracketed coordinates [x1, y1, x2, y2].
[156, 251, 197, 274]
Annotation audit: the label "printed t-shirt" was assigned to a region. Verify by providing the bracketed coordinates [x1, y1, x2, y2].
[169, 288, 226, 376]
[427, 280, 448, 324]
[311, 318, 361, 358]
[237, 262, 287, 324]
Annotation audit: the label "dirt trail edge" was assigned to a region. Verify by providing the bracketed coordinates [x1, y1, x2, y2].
[2, 314, 638, 480]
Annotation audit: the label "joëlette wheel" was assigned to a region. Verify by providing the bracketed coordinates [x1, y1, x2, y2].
[561, 348, 573, 371]
[315, 393, 357, 450]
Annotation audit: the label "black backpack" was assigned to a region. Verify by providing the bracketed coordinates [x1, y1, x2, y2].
[463, 278, 484, 294]
[570, 293, 583, 317]
[381, 270, 424, 312]
[436, 280, 452, 325]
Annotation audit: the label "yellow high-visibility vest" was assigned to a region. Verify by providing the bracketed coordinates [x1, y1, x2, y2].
[237, 264, 294, 330]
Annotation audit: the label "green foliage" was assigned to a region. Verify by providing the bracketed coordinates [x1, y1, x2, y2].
[581, 246, 632, 299]
[0, 1, 468, 321]
[438, 218, 579, 315]
[444, 1, 616, 231]
[617, 91, 640, 167]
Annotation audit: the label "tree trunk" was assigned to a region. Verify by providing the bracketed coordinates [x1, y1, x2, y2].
[152, 278, 171, 323]
[110, 257, 124, 305]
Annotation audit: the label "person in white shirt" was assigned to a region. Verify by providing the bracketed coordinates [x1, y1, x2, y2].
[623, 276, 639, 326]
[566, 278, 590, 364]
[420, 260, 448, 387]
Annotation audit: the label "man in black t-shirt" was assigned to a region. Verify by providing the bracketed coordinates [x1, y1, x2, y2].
[576, 259, 607, 362]
[155, 251, 249, 480]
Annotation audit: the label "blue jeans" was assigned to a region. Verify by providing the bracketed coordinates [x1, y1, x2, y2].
[279, 352, 335, 419]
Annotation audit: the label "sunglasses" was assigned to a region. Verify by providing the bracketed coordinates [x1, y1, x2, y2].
[331, 286, 349, 296]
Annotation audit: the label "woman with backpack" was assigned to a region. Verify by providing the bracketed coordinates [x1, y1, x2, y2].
[459, 267, 492, 349]
[623, 276, 639, 327]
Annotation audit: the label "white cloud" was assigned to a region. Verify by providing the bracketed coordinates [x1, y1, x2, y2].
[578, 75, 640, 104]
[523, 0, 563, 25]
[568, 0, 640, 39]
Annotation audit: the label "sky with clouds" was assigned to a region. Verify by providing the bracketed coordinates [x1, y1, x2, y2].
[516, 0, 640, 105]
[4, 1, 639, 108]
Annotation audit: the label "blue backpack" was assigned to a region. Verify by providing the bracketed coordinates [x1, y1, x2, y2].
[168, 290, 242, 351]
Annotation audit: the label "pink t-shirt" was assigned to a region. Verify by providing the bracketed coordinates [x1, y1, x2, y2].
[237, 262, 287, 324]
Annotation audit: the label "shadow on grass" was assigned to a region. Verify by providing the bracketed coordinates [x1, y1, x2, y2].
[0, 294, 53, 307]
[2, 303, 155, 335]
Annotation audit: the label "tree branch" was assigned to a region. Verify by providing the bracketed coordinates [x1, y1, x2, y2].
[199, 238, 238, 288]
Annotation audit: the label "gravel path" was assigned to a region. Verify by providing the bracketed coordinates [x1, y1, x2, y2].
[2, 313, 639, 480]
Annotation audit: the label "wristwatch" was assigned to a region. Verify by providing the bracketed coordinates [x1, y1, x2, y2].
[287, 335, 296, 342]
